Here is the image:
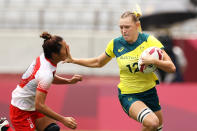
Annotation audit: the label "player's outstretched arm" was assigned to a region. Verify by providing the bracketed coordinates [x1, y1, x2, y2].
[65, 52, 112, 68]
[35, 90, 77, 129]
[72, 53, 112, 68]
[52, 74, 82, 84]
[64, 45, 112, 68]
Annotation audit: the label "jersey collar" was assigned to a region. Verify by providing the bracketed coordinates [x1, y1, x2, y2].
[45, 57, 57, 67]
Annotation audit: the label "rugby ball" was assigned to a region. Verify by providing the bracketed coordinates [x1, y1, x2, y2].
[138, 47, 163, 73]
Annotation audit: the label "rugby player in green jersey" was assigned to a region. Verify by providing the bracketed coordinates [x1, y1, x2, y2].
[65, 11, 176, 131]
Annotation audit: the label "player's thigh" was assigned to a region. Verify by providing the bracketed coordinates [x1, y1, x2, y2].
[129, 100, 160, 129]
[35, 116, 56, 131]
[154, 110, 163, 126]
[129, 101, 157, 121]
[118, 87, 160, 124]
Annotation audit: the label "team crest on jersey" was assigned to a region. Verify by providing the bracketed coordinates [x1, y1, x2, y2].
[128, 97, 133, 101]
[118, 47, 124, 52]
[140, 46, 145, 51]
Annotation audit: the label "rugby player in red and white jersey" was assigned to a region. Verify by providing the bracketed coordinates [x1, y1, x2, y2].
[6, 32, 82, 131]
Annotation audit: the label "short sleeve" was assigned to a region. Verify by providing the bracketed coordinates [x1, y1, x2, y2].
[147, 35, 164, 49]
[37, 71, 53, 94]
[105, 39, 115, 58]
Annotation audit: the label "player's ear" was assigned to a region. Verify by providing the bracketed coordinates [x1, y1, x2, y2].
[136, 21, 140, 27]
[136, 21, 142, 32]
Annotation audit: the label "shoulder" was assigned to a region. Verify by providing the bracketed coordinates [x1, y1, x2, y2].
[37, 69, 53, 83]
[142, 32, 150, 37]
[106, 37, 123, 50]
[114, 36, 122, 42]
[113, 36, 124, 45]
[140, 32, 150, 41]
[113, 36, 124, 50]
[36, 70, 53, 93]
[107, 36, 122, 46]
[145, 34, 164, 48]
[146, 34, 159, 42]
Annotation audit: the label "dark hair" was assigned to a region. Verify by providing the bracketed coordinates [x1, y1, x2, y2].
[121, 11, 141, 22]
[40, 32, 63, 59]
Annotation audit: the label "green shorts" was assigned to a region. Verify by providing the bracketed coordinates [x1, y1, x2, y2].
[118, 87, 161, 116]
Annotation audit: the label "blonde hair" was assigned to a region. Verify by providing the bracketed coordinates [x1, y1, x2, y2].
[121, 11, 141, 22]
[121, 10, 142, 32]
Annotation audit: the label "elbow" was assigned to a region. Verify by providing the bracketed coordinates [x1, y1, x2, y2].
[96, 63, 104, 68]
[169, 65, 176, 73]
[94, 59, 104, 68]
[96, 62, 106, 68]
[35, 102, 44, 112]
[172, 66, 176, 73]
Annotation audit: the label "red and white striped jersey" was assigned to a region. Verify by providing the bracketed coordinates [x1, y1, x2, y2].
[11, 54, 57, 111]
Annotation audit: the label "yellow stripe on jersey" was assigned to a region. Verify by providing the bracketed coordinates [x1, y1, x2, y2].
[105, 33, 164, 94]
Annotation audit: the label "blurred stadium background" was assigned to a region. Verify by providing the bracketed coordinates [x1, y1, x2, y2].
[0, 0, 197, 130]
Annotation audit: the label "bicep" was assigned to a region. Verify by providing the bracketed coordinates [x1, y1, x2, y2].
[35, 89, 47, 106]
[162, 50, 173, 62]
[97, 52, 112, 67]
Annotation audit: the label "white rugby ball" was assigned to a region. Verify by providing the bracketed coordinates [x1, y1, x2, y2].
[138, 47, 163, 73]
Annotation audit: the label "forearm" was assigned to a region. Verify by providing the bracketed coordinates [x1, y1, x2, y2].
[154, 59, 176, 73]
[72, 58, 101, 68]
[53, 75, 71, 84]
[36, 103, 64, 123]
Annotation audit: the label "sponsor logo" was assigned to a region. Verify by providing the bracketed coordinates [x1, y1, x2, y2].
[27, 117, 34, 129]
[128, 97, 133, 101]
[118, 47, 124, 52]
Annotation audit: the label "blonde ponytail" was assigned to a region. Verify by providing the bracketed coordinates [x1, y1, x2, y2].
[133, 4, 142, 32]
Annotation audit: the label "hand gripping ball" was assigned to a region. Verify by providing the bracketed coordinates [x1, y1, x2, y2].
[138, 47, 163, 73]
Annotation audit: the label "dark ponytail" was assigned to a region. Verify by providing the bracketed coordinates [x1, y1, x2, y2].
[40, 32, 63, 59]
[40, 32, 52, 41]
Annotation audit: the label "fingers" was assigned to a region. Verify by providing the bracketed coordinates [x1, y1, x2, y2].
[68, 122, 77, 129]
[140, 57, 144, 66]
[73, 74, 81, 77]
[73, 75, 83, 81]
[67, 45, 71, 56]
[65, 117, 77, 129]
[64, 44, 73, 64]
[69, 120, 77, 129]
[62, 61, 66, 64]
[70, 117, 76, 122]
[67, 45, 70, 51]
[66, 44, 70, 53]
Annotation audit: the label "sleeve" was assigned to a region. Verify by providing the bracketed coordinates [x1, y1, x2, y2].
[36, 71, 53, 94]
[147, 35, 164, 49]
[105, 39, 115, 58]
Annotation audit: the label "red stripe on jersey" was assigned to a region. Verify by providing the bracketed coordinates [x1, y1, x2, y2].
[140, 64, 145, 72]
[37, 87, 48, 94]
[157, 50, 162, 60]
[149, 48, 155, 55]
[19, 57, 41, 88]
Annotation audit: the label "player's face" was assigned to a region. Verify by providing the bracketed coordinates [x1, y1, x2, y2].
[58, 40, 68, 61]
[119, 17, 138, 42]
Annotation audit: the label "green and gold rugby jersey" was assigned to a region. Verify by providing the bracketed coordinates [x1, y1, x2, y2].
[105, 33, 164, 94]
